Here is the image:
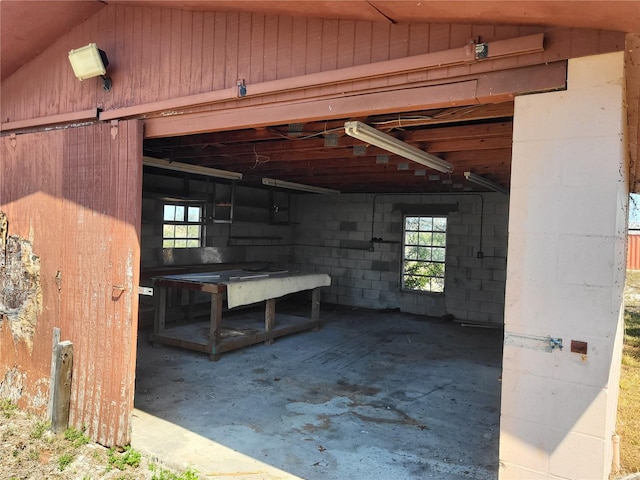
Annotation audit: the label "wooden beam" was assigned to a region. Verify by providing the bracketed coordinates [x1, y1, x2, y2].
[100, 34, 542, 122]
[0, 109, 98, 132]
[627, 33, 640, 193]
[144, 63, 565, 139]
[144, 80, 480, 138]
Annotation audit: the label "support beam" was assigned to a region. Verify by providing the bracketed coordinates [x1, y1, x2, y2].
[144, 63, 566, 139]
[500, 52, 626, 479]
[101, 34, 543, 122]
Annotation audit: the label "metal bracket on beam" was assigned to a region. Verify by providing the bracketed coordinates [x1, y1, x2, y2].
[139, 286, 154, 296]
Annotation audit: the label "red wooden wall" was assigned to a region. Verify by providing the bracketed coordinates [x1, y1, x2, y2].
[628, 233, 640, 270]
[0, 120, 142, 446]
[0, 5, 625, 125]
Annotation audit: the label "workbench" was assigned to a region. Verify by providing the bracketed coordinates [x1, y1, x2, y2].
[149, 269, 331, 361]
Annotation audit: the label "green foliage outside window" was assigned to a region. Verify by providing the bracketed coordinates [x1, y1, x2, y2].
[402, 215, 446, 292]
[163, 203, 203, 248]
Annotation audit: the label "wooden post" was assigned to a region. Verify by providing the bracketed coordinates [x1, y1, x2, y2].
[265, 298, 276, 345]
[47, 327, 61, 423]
[311, 288, 321, 331]
[50, 340, 73, 433]
[209, 292, 223, 361]
[153, 285, 166, 347]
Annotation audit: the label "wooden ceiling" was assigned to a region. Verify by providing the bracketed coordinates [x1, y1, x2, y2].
[143, 102, 514, 194]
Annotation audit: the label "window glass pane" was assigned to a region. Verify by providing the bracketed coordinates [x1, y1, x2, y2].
[432, 232, 446, 247]
[417, 247, 431, 260]
[432, 247, 445, 262]
[419, 217, 433, 230]
[163, 239, 174, 248]
[404, 246, 418, 260]
[175, 225, 187, 238]
[188, 206, 201, 222]
[431, 278, 445, 293]
[405, 217, 419, 231]
[186, 239, 200, 248]
[405, 231, 419, 246]
[433, 217, 447, 232]
[163, 224, 175, 238]
[418, 232, 432, 246]
[174, 239, 187, 248]
[163, 205, 176, 221]
[187, 225, 200, 238]
[174, 206, 185, 222]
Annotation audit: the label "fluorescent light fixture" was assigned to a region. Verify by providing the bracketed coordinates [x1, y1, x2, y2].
[262, 178, 340, 194]
[464, 171, 509, 195]
[68, 43, 112, 91]
[143, 156, 243, 180]
[344, 121, 454, 173]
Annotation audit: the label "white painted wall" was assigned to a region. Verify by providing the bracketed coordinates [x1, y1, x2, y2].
[500, 52, 627, 479]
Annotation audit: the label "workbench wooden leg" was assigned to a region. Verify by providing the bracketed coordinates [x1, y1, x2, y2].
[311, 288, 321, 331]
[265, 298, 276, 345]
[209, 292, 223, 361]
[153, 286, 167, 347]
[187, 290, 195, 322]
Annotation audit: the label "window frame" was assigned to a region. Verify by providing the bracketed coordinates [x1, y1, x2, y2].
[162, 201, 206, 249]
[400, 214, 447, 294]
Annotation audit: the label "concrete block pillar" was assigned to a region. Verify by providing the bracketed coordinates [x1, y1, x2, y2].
[499, 52, 627, 479]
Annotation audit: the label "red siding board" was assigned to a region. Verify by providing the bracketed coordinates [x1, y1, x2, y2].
[0, 121, 141, 447]
[1, 5, 624, 125]
[190, 11, 204, 95]
[628, 234, 640, 270]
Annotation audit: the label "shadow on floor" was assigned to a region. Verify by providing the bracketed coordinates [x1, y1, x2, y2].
[133, 303, 502, 480]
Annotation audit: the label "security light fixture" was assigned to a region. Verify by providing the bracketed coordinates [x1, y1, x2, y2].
[344, 121, 454, 174]
[143, 156, 243, 180]
[464, 171, 509, 195]
[262, 178, 340, 194]
[68, 43, 112, 91]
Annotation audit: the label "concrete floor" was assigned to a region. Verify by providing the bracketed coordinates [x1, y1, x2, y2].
[132, 303, 502, 479]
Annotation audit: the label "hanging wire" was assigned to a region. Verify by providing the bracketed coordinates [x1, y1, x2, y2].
[249, 145, 270, 169]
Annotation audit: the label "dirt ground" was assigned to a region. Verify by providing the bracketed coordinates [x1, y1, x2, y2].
[0, 404, 184, 480]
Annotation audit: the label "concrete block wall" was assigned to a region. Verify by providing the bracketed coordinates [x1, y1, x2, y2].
[499, 52, 627, 479]
[292, 191, 509, 322]
[140, 174, 295, 269]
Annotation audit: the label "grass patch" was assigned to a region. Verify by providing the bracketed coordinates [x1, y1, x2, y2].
[30, 420, 50, 440]
[1, 399, 18, 419]
[619, 270, 640, 474]
[108, 445, 142, 471]
[58, 452, 74, 471]
[64, 426, 90, 447]
[149, 463, 200, 480]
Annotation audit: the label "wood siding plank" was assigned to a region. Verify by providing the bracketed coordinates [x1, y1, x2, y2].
[1, 102, 140, 452]
[201, 12, 216, 92]
[189, 11, 204, 96]
[0, 5, 624, 125]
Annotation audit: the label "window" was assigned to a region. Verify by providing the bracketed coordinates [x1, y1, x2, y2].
[163, 203, 204, 248]
[402, 215, 447, 293]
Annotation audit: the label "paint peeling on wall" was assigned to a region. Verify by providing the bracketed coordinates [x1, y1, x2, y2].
[0, 367, 25, 403]
[28, 377, 50, 410]
[0, 211, 43, 350]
